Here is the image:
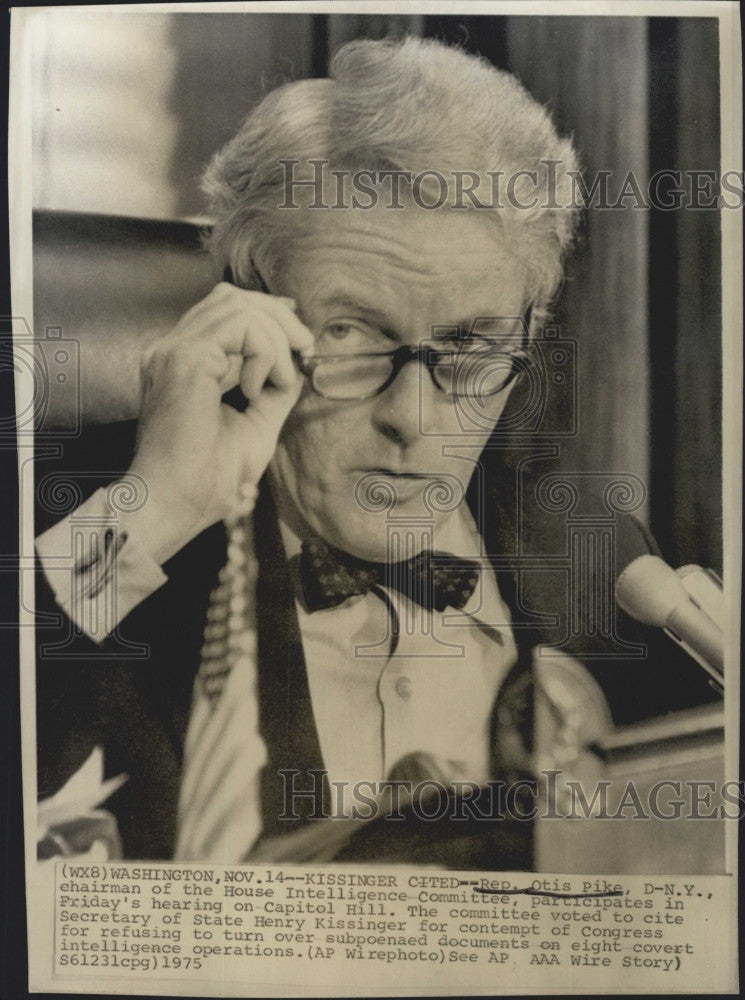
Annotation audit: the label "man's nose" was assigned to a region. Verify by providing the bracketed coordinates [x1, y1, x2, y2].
[371, 355, 438, 444]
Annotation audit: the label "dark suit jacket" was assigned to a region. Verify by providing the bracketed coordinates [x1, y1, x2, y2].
[35, 422, 715, 867]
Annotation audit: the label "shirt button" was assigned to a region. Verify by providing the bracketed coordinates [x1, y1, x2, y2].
[394, 676, 412, 700]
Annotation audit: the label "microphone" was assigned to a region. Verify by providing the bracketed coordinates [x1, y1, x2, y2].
[615, 554, 724, 690]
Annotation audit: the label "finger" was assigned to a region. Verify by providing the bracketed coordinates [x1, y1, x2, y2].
[239, 322, 275, 402]
[211, 325, 292, 399]
[216, 353, 244, 394]
[236, 381, 303, 453]
[191, 284, 303, 337]
[174, 284, 268, 345]
[174, 281, 241, 329]
[214, 308, 301, 395]
[163, 289, 313, 403]
[272, 295, 298, 314]
[217, 335, 295, 398]
[263, 323, 299, 391]
[178, 286, 314, 360]
[252, 294, 315, 351]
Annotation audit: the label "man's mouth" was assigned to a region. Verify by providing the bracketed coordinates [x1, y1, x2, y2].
[360, 468, 432, 483]
[354, 468, 433, 504]
[372, 468, 428, 478]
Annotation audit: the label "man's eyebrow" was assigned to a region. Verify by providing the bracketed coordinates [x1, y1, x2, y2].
[317, 298, 478, 338]
[311, 294, 403, 337]
[311, 297, 528, 338]
[435, 316, 525, 337]
[313, 294, 386, 319]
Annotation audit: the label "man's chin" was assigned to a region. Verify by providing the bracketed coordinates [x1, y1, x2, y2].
[319, 517, 438, 564]
[321, 528, 396, 563]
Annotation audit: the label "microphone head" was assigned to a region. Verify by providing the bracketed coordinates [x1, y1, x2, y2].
[615, 554, 691, 627]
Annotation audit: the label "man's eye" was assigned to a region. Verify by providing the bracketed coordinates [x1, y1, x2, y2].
[317, 320, 382, 352]
[324, 322, 358, 340]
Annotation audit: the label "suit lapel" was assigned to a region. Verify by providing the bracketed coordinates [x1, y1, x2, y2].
[101, 521, 227, 857]
[253, 482, 328, 837]
[110, 487, 327, 853]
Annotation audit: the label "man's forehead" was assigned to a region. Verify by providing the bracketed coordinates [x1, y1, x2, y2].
[285, 205, 523, 292]
[291, 199, 505, 247]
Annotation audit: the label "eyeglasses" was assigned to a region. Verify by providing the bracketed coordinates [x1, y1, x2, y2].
[296, 333, 530, 402]
[245, 260, 531, 402]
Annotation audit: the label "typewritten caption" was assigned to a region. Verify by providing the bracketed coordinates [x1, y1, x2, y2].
[50, 863, 733, 992]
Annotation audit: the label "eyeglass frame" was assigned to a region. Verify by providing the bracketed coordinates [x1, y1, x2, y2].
[295, 329, 532, 401]
[233, 261, 533, 402]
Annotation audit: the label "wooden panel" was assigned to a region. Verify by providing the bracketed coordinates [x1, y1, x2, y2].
[168, 13, 315, 218]
[505, 18, 650, 510]
[672, 20, 722, 571]
[327, 13, 423, 54]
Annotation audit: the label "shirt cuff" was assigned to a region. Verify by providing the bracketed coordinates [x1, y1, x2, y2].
[35, 487, 168, 644]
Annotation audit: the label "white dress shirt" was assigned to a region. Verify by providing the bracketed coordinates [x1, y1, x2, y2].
[280, 513, 518, 813]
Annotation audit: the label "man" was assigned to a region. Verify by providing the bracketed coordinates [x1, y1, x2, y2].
[34, 37, 706, 867]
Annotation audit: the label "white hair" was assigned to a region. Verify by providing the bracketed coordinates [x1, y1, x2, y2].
[202, 37, 580, 317]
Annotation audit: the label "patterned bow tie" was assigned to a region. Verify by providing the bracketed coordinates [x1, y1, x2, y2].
[295, 536, 480, 613]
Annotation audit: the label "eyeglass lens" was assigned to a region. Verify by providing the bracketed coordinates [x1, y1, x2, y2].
[310, 343, 524, 400]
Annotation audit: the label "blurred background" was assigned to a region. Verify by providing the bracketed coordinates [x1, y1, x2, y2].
[28, 10, 722, 574]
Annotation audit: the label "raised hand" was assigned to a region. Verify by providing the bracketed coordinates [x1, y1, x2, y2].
[124, 282, 314, 561]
